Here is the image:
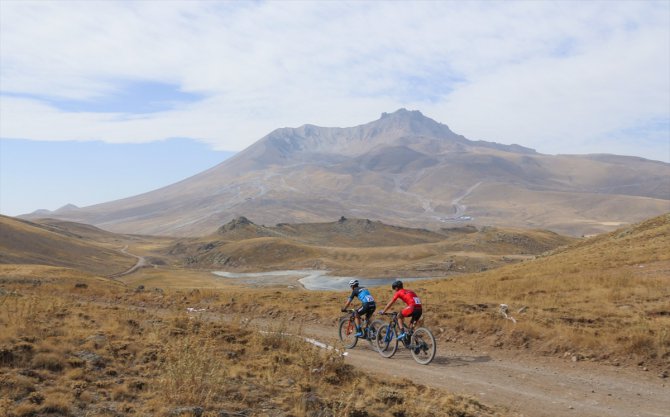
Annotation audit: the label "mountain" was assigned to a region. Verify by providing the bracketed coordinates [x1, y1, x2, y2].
[22, 109, 670, 236]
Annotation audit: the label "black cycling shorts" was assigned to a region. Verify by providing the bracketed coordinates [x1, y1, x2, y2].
[356, 302, 376, 321]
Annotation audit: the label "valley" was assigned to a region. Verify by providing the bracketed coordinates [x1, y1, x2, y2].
[4, 3, 669, 417]
[1, 213, 669, 416]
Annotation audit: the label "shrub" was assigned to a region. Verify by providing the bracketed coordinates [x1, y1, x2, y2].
[159, 328, 227, 405]
[31, 353, 65, 372]
[10, 403, 39, 417]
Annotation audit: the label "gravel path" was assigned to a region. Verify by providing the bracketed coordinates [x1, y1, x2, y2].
[299, 323, 670, 417]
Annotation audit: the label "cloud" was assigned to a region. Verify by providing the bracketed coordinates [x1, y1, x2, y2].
[1, 1, 668, 160]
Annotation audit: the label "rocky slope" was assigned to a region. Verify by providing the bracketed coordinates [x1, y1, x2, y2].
[24, 109, 670, 237]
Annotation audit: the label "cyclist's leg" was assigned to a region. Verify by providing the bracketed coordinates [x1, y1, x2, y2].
[409, 309, 422, 331]
[364, 303, 376, 325]
[354, 306, 366, 336]
[399, 306, 414, 333]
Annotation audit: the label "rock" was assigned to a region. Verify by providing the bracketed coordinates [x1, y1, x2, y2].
[170, 406, 204, 417]
[74, 350, 106, 369]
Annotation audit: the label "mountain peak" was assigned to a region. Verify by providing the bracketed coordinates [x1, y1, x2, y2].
[380, 108, 424, 119]
[59, 204, 79, 210]
[370, 108, 460, 141]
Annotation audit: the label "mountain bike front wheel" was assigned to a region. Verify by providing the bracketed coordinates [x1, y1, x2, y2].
[410, 327, 436, 365]
[375, 324, 398, 358]
[338, 317, 358, 349]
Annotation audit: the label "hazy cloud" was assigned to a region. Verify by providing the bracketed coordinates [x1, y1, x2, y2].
[1, 1, 668, 160]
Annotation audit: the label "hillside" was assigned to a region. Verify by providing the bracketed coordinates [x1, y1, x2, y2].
[0, 215, 137, 276]
[168, 216, 574, 276]
[420, 213, 670, 368]
[23, 109, 670, 237]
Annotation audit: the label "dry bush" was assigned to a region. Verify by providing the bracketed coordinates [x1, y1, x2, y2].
[39, 392, 70, 414]
[8, 403, 39, 417]
[0, 374, 36, 401]
[158, 318, 228, 406]
[30, 353, 65, 372]
[111, 384, 135, 401]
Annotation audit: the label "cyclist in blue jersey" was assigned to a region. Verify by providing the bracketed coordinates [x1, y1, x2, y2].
[341, 279, 376, 337]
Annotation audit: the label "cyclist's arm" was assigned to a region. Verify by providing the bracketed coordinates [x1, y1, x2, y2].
[380, 298, 396, 314]
[381, 290, 403, 314]
[342, 292, 355, 311]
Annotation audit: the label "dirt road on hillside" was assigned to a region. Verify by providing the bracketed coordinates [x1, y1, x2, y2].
[297, 323, 669, 417]
[108, 246, 147, 278]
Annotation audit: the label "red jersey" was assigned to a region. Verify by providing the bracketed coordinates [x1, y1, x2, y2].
[392, 289, 422, 309]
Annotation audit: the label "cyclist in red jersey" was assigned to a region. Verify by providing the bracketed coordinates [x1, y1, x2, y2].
[379, 280, 422, 340]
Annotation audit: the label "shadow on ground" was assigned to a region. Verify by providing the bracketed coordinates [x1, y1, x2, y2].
[432, 355, 492, 366]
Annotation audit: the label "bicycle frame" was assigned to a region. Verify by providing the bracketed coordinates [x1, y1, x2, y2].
[338, 309, 380, 349]
[381, 313, 414, 340]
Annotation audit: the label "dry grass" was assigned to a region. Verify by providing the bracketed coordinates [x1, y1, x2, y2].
[0, 271, 506, 417]
[419, 215, 670, 367]
[0, 215, 137, 276]
[3, 211, 668, 415]
[173, 215, 670, 372]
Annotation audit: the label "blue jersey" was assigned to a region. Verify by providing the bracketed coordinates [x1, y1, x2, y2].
[348, 287, 375, 304]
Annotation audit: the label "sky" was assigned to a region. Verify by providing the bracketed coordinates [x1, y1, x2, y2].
[1, 1, 669, 216]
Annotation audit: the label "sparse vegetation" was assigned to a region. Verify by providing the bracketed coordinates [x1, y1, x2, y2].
[2, 213, 669, 415]
[421, 214, 670, 369]
[166, 215, 670, 371]
[0, 269, 505, 417]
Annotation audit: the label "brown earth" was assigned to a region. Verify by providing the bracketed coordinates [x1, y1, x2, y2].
[1, 214, 668, 416]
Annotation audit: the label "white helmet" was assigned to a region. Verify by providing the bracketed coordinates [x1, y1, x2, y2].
[348, 279, 359, 287]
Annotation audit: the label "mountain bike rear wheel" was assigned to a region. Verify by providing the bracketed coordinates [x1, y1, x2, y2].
[375, 324, 398, 358]
[338, 317, 358, 349]
[410, 327, 436, 365]
[366, 319, 383, 347]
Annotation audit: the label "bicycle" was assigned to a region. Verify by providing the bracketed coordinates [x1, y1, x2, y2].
[338, 309, 382, 349]
[375, 312, 436, 365]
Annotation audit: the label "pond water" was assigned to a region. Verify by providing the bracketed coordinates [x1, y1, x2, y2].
[212, 270, 429, 291]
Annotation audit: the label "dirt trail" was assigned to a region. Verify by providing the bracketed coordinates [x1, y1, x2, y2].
[108, 290, 669, 417]
[298, 323, 669, 417]
[108, 245, 147, 278]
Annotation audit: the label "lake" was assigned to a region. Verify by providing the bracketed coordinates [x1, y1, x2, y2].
[212, 269, 430, 291]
